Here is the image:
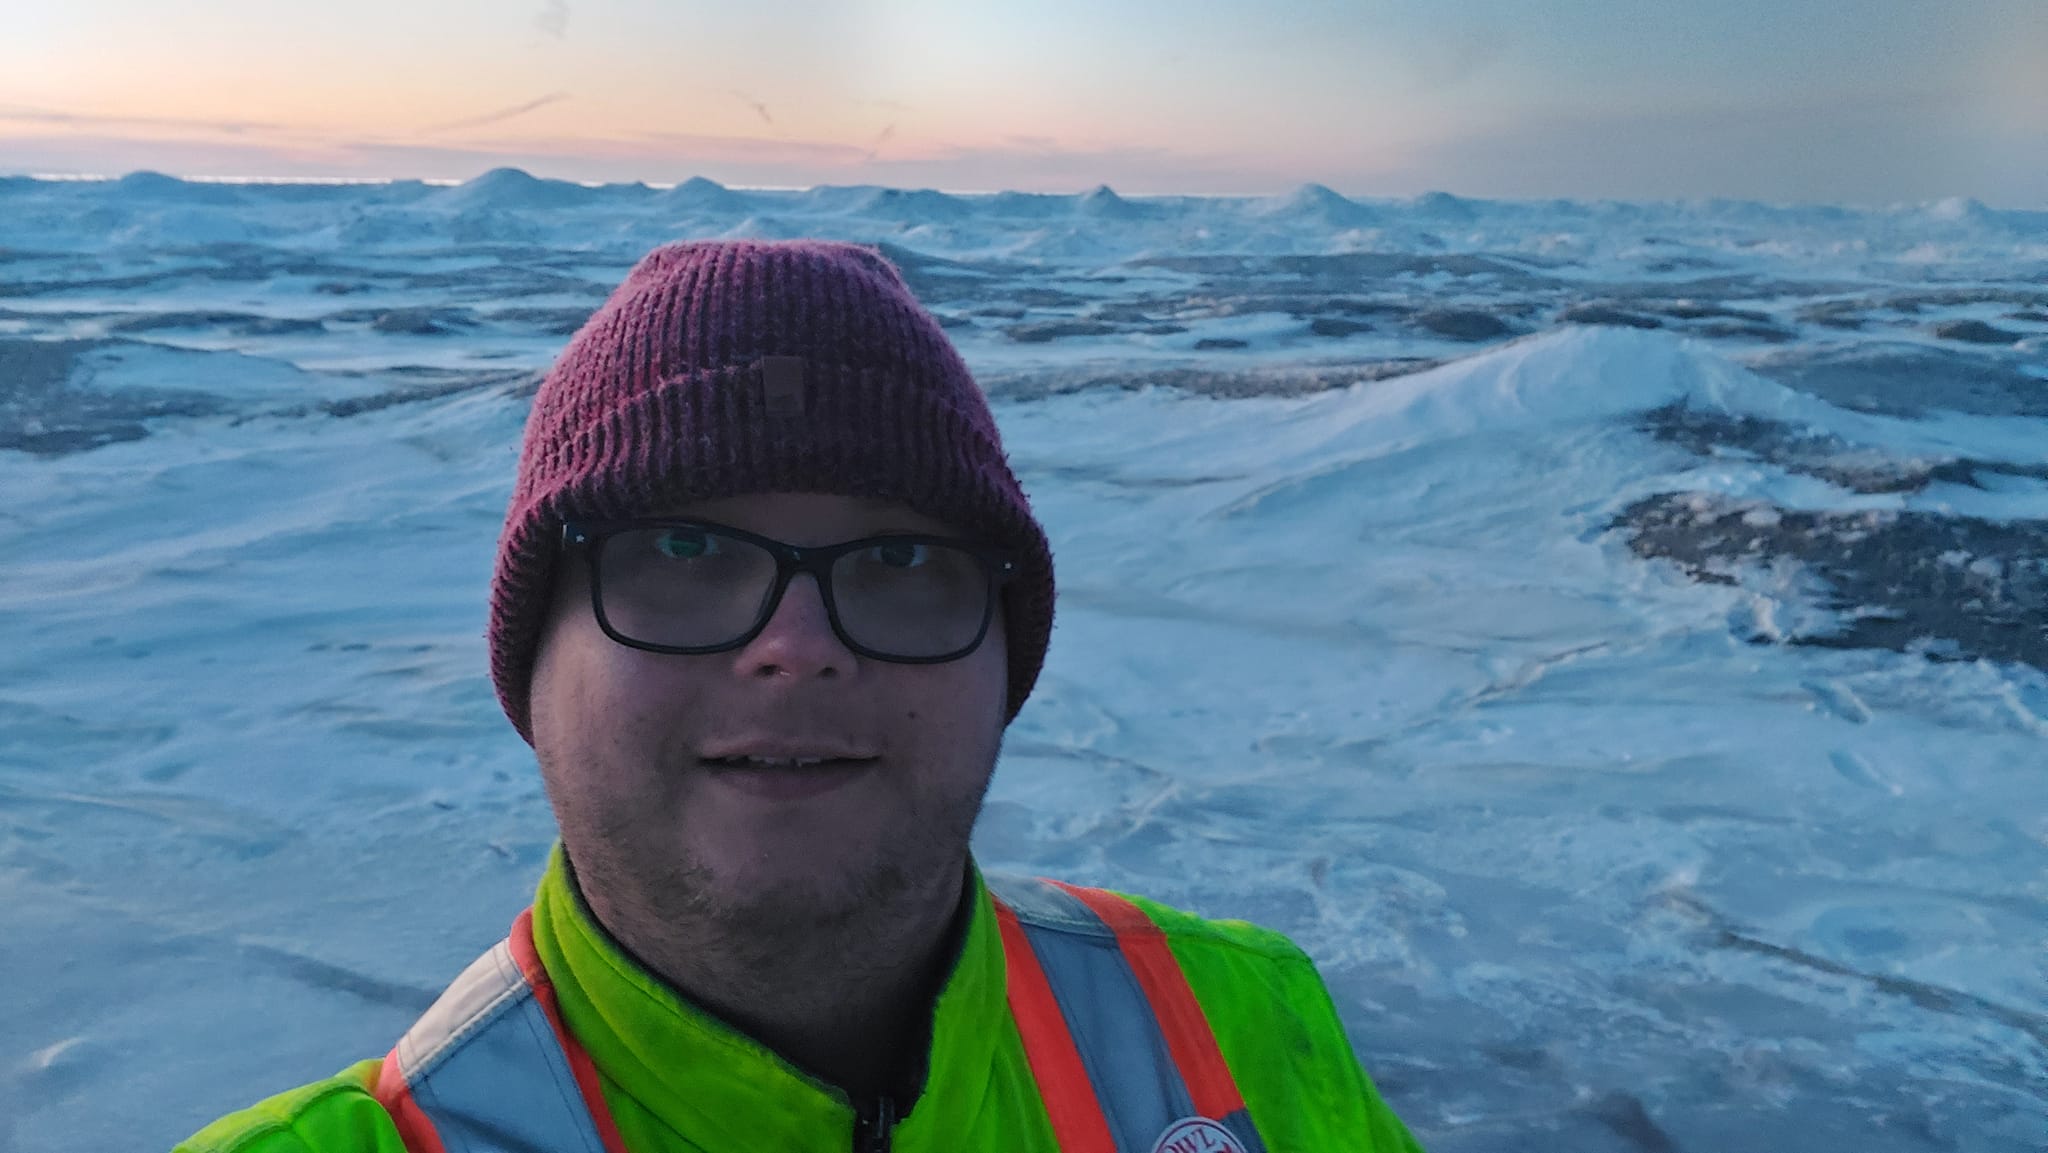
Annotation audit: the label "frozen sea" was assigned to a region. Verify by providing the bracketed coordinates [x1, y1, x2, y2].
[2, 170, 2045, 1151]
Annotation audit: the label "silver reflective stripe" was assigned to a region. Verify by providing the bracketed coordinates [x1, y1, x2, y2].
[392, 938, 608, 1153]
[987, 875, 1215, 1153]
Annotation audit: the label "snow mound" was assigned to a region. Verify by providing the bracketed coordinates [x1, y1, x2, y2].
[659, 176, 751, 214]
[107, 171, 248, 205]
[1404, 190, 1481, 221]
[1310, 325, 1779, 443]
[978, 190, 1078, 220]
[1077, 184, 1154, 220]
[428, 167, 600, 212]
[1252, 183, 1377, 228]
[794, 184, 887, 214]
[840, 187, 974, 222]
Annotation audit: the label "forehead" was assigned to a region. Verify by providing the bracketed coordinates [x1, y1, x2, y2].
[644, 491, 964, 543]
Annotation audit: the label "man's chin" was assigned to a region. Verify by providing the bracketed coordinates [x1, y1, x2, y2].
[694, 862, 901, 937]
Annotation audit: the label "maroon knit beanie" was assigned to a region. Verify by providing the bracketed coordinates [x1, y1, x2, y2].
[487, 239, 1056, 746]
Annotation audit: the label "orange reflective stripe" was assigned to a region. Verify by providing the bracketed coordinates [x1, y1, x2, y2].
[372, 1047, 450, 1153]
[993, 896, 1120, 1153]
[508, 910, 632, 1153]
[1050, 881, 1247, 1121]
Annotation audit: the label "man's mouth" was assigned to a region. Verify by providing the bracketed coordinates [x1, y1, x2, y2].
[699, 753, 880, 800]
[701, 754, 879, 770]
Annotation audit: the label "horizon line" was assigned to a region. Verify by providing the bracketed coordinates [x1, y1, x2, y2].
[3, 168, 2030, 213]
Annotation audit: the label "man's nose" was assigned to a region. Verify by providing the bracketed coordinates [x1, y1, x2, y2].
[736, 572, 852, 681]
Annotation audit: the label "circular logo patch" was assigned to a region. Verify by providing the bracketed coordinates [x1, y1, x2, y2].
[1149, 1116, 1250, 1153]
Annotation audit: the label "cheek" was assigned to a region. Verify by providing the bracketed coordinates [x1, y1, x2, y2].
[534, 612, 614, 744]
[895, 643, 1008, 747]
[533, 622, 693, 793]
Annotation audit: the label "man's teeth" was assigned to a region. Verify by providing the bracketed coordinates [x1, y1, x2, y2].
[715, 755, 840, 768]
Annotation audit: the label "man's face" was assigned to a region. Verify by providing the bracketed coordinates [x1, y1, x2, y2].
[528, 491, 1009, 942]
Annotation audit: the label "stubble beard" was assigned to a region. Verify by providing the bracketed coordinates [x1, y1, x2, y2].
[540, 740, 1001, 1013]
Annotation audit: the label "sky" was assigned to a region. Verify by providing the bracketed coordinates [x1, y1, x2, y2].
[3, 0, 2043, 205]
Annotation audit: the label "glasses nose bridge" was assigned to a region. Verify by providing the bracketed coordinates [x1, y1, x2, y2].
[774, 541, 842, 593]
[759, 541, 844, 626]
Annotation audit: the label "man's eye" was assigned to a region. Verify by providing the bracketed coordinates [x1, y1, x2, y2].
[653, 530, 718, 560]
[871, 542, 928, 568]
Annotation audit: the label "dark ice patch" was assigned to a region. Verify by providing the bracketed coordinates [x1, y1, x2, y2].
[1639, 255, 1726, 273]
[290, 368, 538, 418]
[1615, 491, 2048, 673]
[396, 262, 611, 300]
[1744, 342, 2048, 418]
[1009, 286, 1093, 308]
[1309, 316, 1374, 337]
[1125, 251, 1548, 289]
[320, 306, 481, 336]
[1690, 320, 1795, 342]
[1658, 302, 1776, 324]
[1558, 304, 1663, 329]
[980, 358, 1438, 401]
[1931, 319, 2022, 345]
[1644, 402, 2048, 497]
[0, 338, 226, 455]
[0, 245, 399, 299]
[1792, 300, 1869, 330]
[478, 306, 595, 335]
[1002, 320, 1121, 343]
[1170, 293, 1412, 321]
[1581, 1091, 1678, 1153]
[105, 310, 324, 336]
[1090, 302, 1177, 324]
[372, 308, 474, 336]
[1646, 403, 1946, 494]
[1414, 308, 1515, 341]
[1885, 287, 2048, 313]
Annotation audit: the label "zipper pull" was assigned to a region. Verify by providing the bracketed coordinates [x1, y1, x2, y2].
[854, 1095, 897, 1153]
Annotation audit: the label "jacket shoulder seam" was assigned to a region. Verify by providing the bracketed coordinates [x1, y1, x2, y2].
[1005, 878, 1318, 966]
[1111, 894, 1319, 966]
[406, 962, 535, 1077]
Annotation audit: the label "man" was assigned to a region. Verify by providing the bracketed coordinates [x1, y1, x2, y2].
[178, 239, 1423, 1152]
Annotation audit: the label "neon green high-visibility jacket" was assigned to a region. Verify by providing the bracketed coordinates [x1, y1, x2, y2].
[176, 845, 1423, 1152]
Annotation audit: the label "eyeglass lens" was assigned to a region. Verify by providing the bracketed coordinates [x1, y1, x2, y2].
[596, 526, 992, 658]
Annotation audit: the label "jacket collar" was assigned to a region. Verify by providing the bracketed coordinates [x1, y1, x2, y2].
[527, 843, 1008, 1152]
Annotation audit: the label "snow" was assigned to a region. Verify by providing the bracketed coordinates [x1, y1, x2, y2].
[2, 171, 2044, 1151]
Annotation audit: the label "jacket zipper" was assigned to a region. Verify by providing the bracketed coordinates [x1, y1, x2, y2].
[854, 1094, 897, 1153]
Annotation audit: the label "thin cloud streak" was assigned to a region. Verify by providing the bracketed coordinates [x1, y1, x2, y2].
[420, 93, 572, 135]
[729, 91, 774, 126]
[860, 124, 896, 164]
[0, 104, 279, 136]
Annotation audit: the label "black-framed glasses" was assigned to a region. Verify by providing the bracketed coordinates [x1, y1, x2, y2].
[560, 518, 1017, 663]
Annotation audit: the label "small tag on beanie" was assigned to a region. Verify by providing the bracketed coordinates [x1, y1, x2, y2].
[760, 356, 807, 418]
